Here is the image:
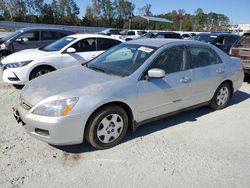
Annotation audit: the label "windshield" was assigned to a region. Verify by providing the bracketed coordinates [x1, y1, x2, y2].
[192, 34, 217, 43]
[0, 31, 21, 42]
[86, 43, 156, 77]
[40, 37, 76, 52]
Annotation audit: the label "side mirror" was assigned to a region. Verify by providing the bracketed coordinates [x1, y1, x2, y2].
[147, 68, 165, 79]
[66, 47, 76, 53]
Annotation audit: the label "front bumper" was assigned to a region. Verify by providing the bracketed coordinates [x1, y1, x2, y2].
[2, 66, 29, 85]
[15, 104, 88, 145]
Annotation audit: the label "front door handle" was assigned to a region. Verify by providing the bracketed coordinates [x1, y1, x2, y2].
[180, 76, 191, 83]
[216, 68, 225, 74]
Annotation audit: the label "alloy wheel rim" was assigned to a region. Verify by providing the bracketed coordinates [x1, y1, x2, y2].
[97, 114, 124, 144]
[36, 69, 50, 77]
[216, 87, 229, 107]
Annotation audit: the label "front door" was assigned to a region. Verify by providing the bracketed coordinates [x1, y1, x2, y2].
[137, 45, 193, 122]
[62, 38, 103, 68]
[13, 31, 40, 52]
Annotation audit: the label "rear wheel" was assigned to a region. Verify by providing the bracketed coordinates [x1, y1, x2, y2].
[85, 105, 128, 149]
[209, 82, 231, 110]
[29, 66, 55, 80]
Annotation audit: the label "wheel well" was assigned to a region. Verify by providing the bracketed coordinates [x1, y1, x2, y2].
[29, 65, 56, 80]
[86, 101, 134, 132]
[0, 50, 11, 56]
[222, 80, 234, 98]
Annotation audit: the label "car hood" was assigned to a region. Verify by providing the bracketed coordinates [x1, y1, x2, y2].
[1, 49, 50, 64]
[21, 66, 120, 106]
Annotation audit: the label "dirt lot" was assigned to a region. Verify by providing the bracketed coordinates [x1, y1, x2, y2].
[0, 78, 250, 188]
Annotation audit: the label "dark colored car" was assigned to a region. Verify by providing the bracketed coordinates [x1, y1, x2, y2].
[230, 32, 250, 75]
[192, 33, 240, 54]
[138, 32, 183, 39]
[0, 28, 75, 59]
[99, 28, 122, 36]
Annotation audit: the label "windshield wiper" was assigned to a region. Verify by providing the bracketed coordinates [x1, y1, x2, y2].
[88, 66, 105, 73]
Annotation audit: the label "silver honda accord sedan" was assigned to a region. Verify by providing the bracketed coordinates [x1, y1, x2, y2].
[13, 39, 244, 149]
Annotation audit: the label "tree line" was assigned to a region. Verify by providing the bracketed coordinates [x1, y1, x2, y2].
[0, 0, 230, 32]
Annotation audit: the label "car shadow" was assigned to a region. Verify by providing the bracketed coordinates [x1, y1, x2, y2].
[13, 84, 24, 90]
[54, 90, 250, 154]
[244, 75, 250, 83]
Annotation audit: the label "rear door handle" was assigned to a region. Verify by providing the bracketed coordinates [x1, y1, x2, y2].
[216, 68, 225, 74]
[180, 77, 191, 83]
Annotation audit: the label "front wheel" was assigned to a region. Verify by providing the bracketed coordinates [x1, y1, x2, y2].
[209, 82, 231, 110]
[29, 66, 55, 80]
[85, 105, 128, 149]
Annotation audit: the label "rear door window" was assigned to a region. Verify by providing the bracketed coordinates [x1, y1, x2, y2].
[71, 38, 97, 52]
[41, 31, 67, 40]
[189, 46, 222, 68]
[97, 38, 121, 51]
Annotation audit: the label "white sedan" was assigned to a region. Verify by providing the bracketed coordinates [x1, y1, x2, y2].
[0, 34, 123, 85]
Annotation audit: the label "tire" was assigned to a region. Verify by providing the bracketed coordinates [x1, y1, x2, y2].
[85, 105, 128, 149]
[0, 51, 11, 60]
[29, 66, 55, 80]
[209, 82, 231, 110]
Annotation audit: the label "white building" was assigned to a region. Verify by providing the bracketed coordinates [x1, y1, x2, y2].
[230, 24, 250, 35]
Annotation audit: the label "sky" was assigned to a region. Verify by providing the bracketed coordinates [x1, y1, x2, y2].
[45, 0, 250, 24]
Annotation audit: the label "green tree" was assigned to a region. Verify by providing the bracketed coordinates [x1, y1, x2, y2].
[138, 4, 152, 16]
[114, 0, 135, 28]
[99, 0, 114, 26]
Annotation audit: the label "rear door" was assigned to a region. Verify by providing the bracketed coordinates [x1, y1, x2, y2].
[137, 45, 193, 121]
[188, 45, 226, 104]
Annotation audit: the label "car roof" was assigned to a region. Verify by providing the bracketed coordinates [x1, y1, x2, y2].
[66, 34, 123, 41]
[196, 32, 239, 37]
[126, 39, 208, 48]
[20, 27, 73, 32]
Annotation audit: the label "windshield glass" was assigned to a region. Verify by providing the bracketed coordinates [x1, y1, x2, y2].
[86, 43, 156, 77]
[192, 34, 217, 43]
[0, 31, 21, 42]
[40, 37, 76, 52]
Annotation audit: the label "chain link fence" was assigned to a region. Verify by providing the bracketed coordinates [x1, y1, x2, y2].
[0, 21, 107, 33]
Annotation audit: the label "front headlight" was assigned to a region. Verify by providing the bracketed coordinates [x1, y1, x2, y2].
[32, 97, 79, 117]
[4, 60, 32, 69]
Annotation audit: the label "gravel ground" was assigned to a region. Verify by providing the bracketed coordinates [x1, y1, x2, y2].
[0, 78, 250, 188]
